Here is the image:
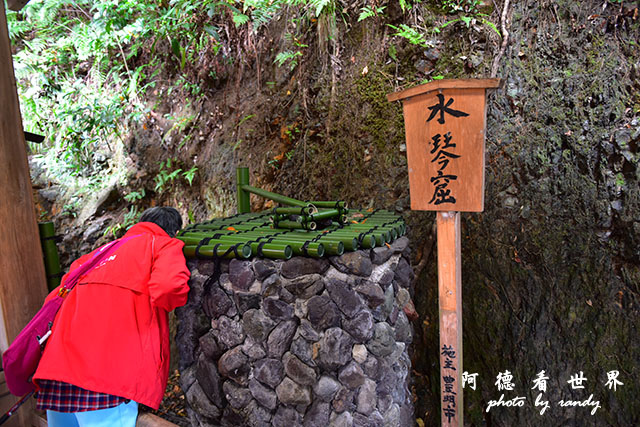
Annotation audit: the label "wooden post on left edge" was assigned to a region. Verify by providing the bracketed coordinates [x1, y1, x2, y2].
[437, 211, 463, 426]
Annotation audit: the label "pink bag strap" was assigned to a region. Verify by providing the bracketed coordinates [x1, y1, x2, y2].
[58, 235, 138, 296]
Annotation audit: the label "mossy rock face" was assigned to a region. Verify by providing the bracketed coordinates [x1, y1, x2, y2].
[409, 2, 640, 426]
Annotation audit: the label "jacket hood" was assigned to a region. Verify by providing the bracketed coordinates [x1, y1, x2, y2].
[125, 222, 170, 238]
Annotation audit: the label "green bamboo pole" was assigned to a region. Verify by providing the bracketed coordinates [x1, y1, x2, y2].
[38, 222, 62, 291]
[273, 205, 318, 215]
[275, 220, 317, 231]
[183, 242, 252, 259]
[178, 233, 326, 258]
[237, 167, 251, 214]
[309, 209, 340, 221]
[241, 184, 307, 207]
[310, 201, 347, 209]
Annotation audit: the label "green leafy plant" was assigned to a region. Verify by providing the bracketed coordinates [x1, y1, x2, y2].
[388, 24, 432, 48]
[123, 189, 146, 203]
[183, 166, 198, 186]
[358, 5, 385, 22]
[104, 206, 140, 238]
[275, 50, 304, 70]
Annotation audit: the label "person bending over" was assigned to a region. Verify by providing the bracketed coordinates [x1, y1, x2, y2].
[33, 207, 191, 427]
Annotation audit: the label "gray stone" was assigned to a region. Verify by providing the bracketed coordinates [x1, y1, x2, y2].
[253, 358, 284, 388]
[249, 379, 277, 410]
[263, 297, 295, 320]
[245, 399, 272, 427]
[196, 353, 224, 407]
[291, 336, 314, 365]
[338, 362, 365, 389]
[395, 289, 410, 308]
[332, 388, 355, 413]
[370, 262, 396, 289]
[307, 295, 341, 331]
[329, 411, 353, 427]
[253, 259, 277, 280]
[373, 286, 395, 322]
[218, 273, 233, 294]
[279, 286, 296, 303]
[314, 376, 341, 402]
[273, 406, 302, 427]
[326, 279, 364, 318]
[241, 335, 266, 361]
[393, 258, 413, 288]
[356, 379, 377, 414]
[387, 306, 399, 325]
[393, 311, 412, 343]
[353, 411, 383, 427]
[196, 259, 216, 276]
[212, 316, 245, 349]
[199, 330, 223, 359]
[352, 344, 368, 364]
[386, 342, 406, 366]
[267, 319, 298, 358]
[262, 273, 280, 288]
[343, 311, 374, 343]
[389, 237, 409, 255]
[242, 309, 277, 341]
[366, 322, 396, 357]
[362, 355, 379, 380]
[298, 319, 321, 341]
[186, 381, 221, 420]
[382, 404, 400, 427]
[223, 380, 252, 409]
[234, 292, 262, 312]
[325, 267, 355, 284]
[424, 48, 441, 62]
[303, 401, 331, 427]
[376, 390, 392, 414]
[378, 270, 394, 289]
[203, 285, 233, 319]
[317, 328, 354, 370]
[294, 299, 309, 323]
[179, 365, 197, 393]
[282, 257, 329, 278]
[175, 307, 211, 369]
[284, 352, 317, 386]
[276, 377, 312, 406]
[285, 276, 326, 299]
[370, 246, 393, 265]
[354, 281, 385, 308]
[228, 259, 255, 291]
[220, 406, 245, 427]
[76, 182, 118, 224]
[217, 346, 249, 385]
[330, 251, 373, 277]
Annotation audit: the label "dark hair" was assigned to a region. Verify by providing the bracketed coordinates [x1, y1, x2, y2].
[139, 207, 183, 237]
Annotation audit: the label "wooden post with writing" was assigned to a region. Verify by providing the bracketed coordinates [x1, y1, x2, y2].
[387, 78, 501, 426]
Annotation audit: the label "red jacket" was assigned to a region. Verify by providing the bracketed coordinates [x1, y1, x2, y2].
[33, 222, 190, 409]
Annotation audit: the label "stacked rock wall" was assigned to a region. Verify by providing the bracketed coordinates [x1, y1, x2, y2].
[175, 237, 416, 426]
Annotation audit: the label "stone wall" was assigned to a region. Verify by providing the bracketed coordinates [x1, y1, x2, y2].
[175, 237, 416, 426]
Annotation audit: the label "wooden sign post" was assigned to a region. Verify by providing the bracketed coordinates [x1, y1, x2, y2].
[387, 79, 501, 426]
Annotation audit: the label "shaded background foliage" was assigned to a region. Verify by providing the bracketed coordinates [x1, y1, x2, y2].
[9, 0, 639, 425]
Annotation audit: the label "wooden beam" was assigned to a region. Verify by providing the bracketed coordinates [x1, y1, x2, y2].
[0, 0, 48, 384]
[0, 0, 48, 349]
[7, 1, 31, 12]
[386, 78, 502, 102]
[436, 211, 463, 426]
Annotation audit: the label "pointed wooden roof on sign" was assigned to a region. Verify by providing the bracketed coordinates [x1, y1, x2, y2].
[386, 78, 502, 102]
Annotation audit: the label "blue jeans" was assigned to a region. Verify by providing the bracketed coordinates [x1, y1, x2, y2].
[46, 400, 138, 427]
